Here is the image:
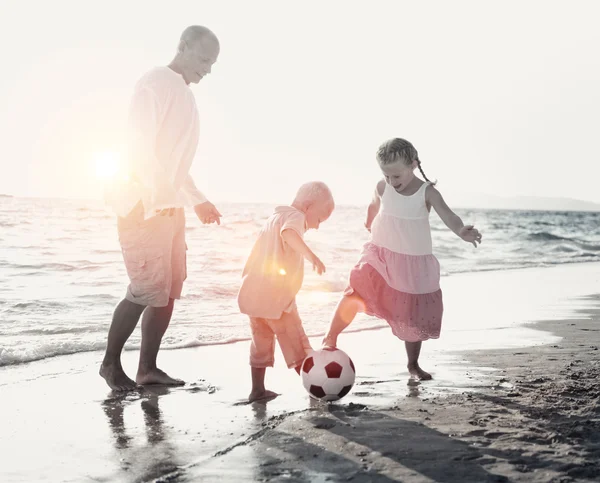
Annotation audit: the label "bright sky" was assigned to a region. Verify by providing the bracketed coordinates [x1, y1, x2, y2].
[1, 0, 599, 206]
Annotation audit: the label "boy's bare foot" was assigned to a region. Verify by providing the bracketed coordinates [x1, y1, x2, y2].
[407, 363, 432, 381]
[248, 389, 279, 403]
[100, 363, 139, 391]
[136, 368, 185, 386]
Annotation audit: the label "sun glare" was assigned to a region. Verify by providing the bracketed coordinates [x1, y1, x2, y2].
[94, 151, 121, 179]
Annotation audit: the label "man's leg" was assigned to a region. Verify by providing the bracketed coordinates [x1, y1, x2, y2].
[136, 298, 185, 385]
[100, 298, 146, 391]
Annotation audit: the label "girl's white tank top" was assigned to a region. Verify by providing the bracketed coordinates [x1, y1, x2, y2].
[370, 182, 433, 256]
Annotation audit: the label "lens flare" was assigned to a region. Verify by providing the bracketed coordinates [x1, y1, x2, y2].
[93, 151, 120, 179]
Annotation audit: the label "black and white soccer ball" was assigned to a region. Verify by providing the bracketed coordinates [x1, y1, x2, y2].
[301, 348, 356, 401]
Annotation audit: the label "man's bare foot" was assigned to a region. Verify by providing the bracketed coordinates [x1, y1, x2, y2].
[136, 368, 185, 386]
[407, 363, 432, 381]
[248, 389, 279, 403]
[100, 363, 139, 391]
[321, 335, 337, 348]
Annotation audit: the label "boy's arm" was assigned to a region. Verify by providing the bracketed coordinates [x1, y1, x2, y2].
[365, 179, 386, 231]
[281, 229, 326, 274]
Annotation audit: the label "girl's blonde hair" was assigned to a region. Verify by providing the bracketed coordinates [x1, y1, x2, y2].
[376, 138, 434, 184]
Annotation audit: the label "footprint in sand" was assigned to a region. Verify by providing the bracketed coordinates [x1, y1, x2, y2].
[357, 378, 401, 386]
[186, 380, 218, 394]
[233, 393, 279, 406]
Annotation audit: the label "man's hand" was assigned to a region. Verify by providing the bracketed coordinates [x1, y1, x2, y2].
[194, 201, 222, 225]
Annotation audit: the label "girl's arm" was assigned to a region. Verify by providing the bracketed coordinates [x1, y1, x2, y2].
[427, 186, 482, 247]
[365, 179, 386, 231]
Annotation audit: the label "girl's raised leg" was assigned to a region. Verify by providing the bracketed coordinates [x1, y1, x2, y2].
[322, 294, 365, 347]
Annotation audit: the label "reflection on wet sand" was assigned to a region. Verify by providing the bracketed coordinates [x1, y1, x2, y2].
[101, 386, 181, 481]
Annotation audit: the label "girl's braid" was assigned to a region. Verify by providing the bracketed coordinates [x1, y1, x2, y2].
[416, 157, 432, 184]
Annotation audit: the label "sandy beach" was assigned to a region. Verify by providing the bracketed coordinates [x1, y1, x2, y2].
[1, 263, 599, 482]
[190, 301, 600, 483]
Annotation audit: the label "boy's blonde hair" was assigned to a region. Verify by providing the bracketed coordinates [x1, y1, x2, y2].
[293, 181, 334, 209]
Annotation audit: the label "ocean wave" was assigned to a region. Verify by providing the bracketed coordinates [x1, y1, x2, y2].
[15, 325, 98, 336]
[528, 232, 600, 251]
[4, 200, 600, 369]
[0, 325, 394, 367]
[4, 262, 89, 272]
[0, 334, 255, 367]
[7, 301, 67, 310]
[0, 340, 106, 367]
[75, 293, 119, 301]
[549, 244, 578, 253]
[161, 335, 253, 350]
[69, 280, 117, 287]
[303, 321, 388, 338]
[445, 257, 600, 275]
[2, 245, 47, 250]
[303, 279, 349, 293]
[92, 249, 121, 255]
[528, 232, 570, 241]
[185, 286, 240, 299]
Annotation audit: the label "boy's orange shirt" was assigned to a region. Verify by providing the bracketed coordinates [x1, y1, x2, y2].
[238, 206, 307, 319]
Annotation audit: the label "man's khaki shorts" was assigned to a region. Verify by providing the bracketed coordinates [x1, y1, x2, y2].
[249, 307, 313, 369]
[117, 202, 187, 308]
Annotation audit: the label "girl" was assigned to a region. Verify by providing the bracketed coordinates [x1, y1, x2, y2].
[322, 138, 482, 380]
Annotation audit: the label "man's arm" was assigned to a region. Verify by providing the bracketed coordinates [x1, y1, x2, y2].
[127, 86, 178, 210]
[180, 174, 208, 206]
[182, 173, 222, 224]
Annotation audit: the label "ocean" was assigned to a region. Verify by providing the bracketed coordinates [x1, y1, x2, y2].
[1, 195, 600, 367]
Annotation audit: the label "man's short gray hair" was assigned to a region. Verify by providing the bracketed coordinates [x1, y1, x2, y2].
[293, 181, 334, 208]
[180, 25, 219, 47]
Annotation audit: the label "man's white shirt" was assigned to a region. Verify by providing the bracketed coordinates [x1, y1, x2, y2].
[105, 66, 207, 219]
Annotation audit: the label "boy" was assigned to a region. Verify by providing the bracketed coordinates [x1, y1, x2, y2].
[238, 181, 335, 402]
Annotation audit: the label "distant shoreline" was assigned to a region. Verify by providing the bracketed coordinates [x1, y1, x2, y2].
[1, 194, 600, 212]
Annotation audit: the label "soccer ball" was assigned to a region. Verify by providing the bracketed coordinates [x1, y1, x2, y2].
[301, 348, 356, 401]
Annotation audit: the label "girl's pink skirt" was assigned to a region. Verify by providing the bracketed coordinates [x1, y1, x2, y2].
[344, 243, 443, 342]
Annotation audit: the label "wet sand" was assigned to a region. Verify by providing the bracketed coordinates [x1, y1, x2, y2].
[189, 299, 600, 482]
[1, 265, 599, 482]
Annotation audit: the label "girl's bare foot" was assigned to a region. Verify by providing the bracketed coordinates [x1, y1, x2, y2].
[407, 363, 432, 381]
[248, 389, 279, 403]
[100, 363, 139, 391]
[321, 335, 337, 348]
[136, 368, 185, 386]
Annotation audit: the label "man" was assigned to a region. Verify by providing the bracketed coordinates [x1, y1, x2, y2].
[100, 25, 221, 391]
